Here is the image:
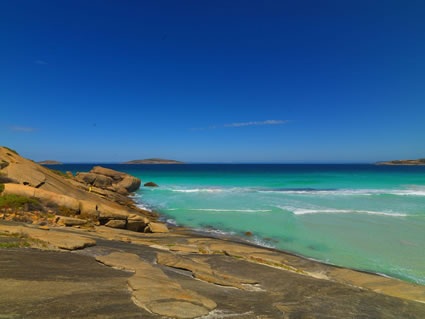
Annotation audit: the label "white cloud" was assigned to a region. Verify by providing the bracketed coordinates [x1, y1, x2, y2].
[9, 126, 38, 132]
[192, 120, 289, 130]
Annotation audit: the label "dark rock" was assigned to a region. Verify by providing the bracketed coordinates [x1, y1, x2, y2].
[144, 182, 158, 187]
[245, 232, 253, 237]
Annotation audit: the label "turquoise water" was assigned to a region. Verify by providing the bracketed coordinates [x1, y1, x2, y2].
[56, 164, 425, 284]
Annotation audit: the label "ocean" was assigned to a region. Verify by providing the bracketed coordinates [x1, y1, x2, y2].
[52, 164, 425, 285]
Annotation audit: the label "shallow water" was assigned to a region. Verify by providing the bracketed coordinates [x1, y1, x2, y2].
[56, 164, 425, 284]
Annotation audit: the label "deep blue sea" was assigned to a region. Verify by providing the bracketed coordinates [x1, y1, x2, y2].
[52, 164, 425, 285]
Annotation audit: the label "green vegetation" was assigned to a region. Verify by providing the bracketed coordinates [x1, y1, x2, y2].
[49, 168, 70, 179]
[0, 184, 4, 194]
[0, 232, 47, 249]
[2, 147, 18, 155]
[0, 194, 41, 210]
[0, 241, 30, 248]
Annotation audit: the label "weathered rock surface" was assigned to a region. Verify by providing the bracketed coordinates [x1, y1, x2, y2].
[0, 224, 95, 250]
[157, 251, 258, 290]
[96, 252, 216, 318]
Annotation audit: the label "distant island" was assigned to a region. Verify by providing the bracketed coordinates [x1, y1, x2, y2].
[376, 159, 425, 165]
[38, 160, 63, 165]
[122, 158, 185, 164]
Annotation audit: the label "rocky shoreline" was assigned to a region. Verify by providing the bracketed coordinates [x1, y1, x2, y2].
[1, 146, 425, 318]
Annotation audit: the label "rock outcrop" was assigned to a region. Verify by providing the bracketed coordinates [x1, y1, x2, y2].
[76, 166, 141, 194]
[0, 146, 169, 234]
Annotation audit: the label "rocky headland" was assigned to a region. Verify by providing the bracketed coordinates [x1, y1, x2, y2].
[376, 159, 425, 165]
[1, 146, 425, 318]
[122, 158, 185, 164]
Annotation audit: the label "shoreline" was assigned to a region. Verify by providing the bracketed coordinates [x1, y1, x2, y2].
[141, 199, 422, 288]
[2, 148, 425, 317]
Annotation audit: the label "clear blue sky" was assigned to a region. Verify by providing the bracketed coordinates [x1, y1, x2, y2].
[1, 1, 424, 163]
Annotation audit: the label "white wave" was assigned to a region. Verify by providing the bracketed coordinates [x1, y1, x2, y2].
[151, 185, 425, 197]
[277, 206, 406, 217]
[135, 203, 152, 212]
[165, 219, 178, 226]
[194, 227, 236, 236]
[260, 188, 425, 197]
[190, 208, 272, 213]
[171, 188, 225, 193]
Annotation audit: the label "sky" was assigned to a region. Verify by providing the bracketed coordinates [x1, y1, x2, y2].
[1, 0, 424, 163]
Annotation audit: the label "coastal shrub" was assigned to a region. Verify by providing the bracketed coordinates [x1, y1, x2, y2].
[2, 147, 18, 155]
[0, 194, 41, 211]
[0, 184, 4, 194]
[49, 168, 70, 179]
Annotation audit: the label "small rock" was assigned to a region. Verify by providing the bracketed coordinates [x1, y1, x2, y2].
[245, 231, 253, 237]
[39, 225, 49, 230]
[144, 222, 169, 233]
[144, 182, 158, 187]
[66, 171, 73, 178]
[56, 216, 87, 226]
[105, 219, 126, 229]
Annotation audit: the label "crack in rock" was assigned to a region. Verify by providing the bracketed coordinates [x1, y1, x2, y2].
[96, 252, 216, 318]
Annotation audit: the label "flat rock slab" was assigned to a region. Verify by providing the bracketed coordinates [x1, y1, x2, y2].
[0, 224, 95, 250]
[0, 249, 155, 319]
[96, 252, 216, 318]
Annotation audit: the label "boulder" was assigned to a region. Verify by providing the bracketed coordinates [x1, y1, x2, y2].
[65, 171, 73, 178]
[126, 214, 149, 232]
[105, 219, 126, 229]
[91, 166, 126, 181]
[76, 172, 113, 188]
[116, 175, 141, 193]
[144, 182, 158, 187]
[77, 166, 141, 193]
[75, 172, 96, 184]
[145, 222, 169, 233]
[55, 216, 87, 226]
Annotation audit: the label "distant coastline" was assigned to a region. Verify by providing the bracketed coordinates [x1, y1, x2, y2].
[375, 159, 425, 166]
[38, 160, 63, 165]
[122, 158, 185, 164]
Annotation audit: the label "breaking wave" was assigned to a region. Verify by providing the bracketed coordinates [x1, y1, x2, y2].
[277, 206, 407, 217]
